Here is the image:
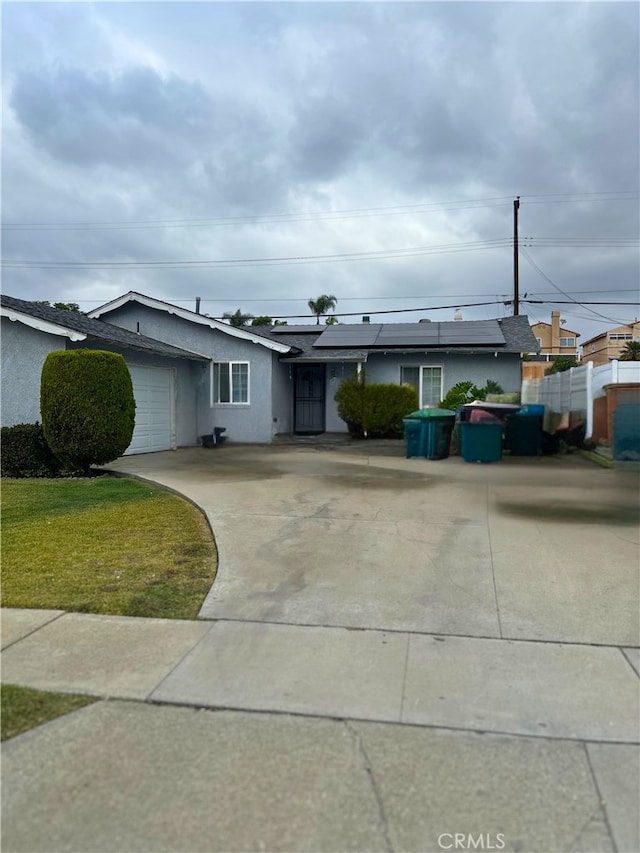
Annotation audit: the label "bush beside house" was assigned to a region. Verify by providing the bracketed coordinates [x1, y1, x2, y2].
[0, 423, 66, 478]
[335, 376, 418, 438]
[40, 350, 136, 475]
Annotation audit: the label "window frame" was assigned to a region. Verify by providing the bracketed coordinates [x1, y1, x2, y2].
[400, 364, 444, 408]
[210, 361, 250, 405]
[559, 336, 575, 348]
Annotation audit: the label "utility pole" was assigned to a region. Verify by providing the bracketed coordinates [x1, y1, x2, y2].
[513, 196, 520, 316]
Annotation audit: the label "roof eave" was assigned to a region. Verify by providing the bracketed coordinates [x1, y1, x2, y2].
[1, 307, 87, 342]
[88, 292, 291, 354]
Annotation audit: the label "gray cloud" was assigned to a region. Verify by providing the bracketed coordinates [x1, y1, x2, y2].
[1, 2, 638, 341]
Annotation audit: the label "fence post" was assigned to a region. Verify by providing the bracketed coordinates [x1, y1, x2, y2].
[586, 361, 593, 440]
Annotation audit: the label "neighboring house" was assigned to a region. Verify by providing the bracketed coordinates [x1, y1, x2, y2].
[581, 321, 640, 366]
[523, 311, 579, 377]
[1, 291, 539, 452]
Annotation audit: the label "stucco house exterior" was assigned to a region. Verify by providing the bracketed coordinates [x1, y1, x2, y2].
[2, 291, 538, 453]
[1, 295, 211, 453]
[581, 321, 640, 366]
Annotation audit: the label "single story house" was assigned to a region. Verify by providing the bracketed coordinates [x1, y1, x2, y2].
[2, 291, 538, 452]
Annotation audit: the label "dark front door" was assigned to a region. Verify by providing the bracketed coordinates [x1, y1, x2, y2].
[294, 365, 326, 434]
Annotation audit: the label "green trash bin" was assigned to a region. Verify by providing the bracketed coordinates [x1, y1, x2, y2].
[505, 408, 543, 456]
[403, 418, 423, 458]
[404, 409, 456, 459]
[460, 421, 503, 463]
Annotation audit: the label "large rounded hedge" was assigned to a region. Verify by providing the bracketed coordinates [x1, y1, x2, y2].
[41, 350, 135, 473]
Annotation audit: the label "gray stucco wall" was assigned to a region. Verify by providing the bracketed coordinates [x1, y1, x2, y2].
[363, 352, 522, 400]
[271, 357, 293, 436]
[326, 362, 358, 432]
[1, 317, 64, 426]
[103, 304, 276, 443]
[67, 340, 201, 447]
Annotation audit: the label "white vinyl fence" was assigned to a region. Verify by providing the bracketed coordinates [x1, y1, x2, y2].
[522, 360, 640, 439]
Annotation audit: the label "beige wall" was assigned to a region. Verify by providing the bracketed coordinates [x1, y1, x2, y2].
[530, 311, 579, 357]
[581, 322, 640, 366]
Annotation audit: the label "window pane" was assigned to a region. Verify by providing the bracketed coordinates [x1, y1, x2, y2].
[401, 367, 419, 394]
[219, 364, 230, 402]
[231, 363, 248, 403]
[421, 367, 442, 407]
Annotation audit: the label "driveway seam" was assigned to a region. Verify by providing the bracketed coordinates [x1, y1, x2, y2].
[583, 742, 619, 853]
[398, 633, 411, 723]
[486, 484, 503, 639]
[143, 620, 219, 702]
[0, 610, 67, 652]
[198, 615, 634, 650]
[343, 720, 394, 853]
[619, 647, 640, 678]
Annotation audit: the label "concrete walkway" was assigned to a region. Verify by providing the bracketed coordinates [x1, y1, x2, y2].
[2, 446, 639, 852]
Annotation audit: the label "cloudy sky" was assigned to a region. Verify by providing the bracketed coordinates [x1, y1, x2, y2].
[2, 1, 638, 342]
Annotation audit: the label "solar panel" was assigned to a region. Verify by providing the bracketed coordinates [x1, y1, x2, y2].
[438, 320, 504, 345]
[377, 324, 439, 346]
[311, 320, 506, 349]
[313, 325, 382, 347]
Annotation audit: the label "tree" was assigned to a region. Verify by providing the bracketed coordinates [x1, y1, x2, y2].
[40, 350, 135, 475]
[223, 309, 254, 328]
[546, 356, 578, 374]
[619, 340, 640, 361]
[273, 320, 288, 326]
[35, 300, 81, 312]
[308, 294, 337, 325]
[251, 316, 273, 326]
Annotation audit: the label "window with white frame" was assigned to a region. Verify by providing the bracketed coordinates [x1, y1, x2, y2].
[212, 362, 249, 404]
[559, 337, 575, 347]
[400, 365, 443, 408]
[609, 333, 632, 341]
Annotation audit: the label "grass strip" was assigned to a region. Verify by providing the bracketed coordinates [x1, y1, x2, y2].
[1, 684, 98, 741]
[1, 477, 217, 619]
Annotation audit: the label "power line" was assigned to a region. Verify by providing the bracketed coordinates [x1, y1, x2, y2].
[3, 191, 637, 231]
[0, 238, 513, 268]
[3, 234, 637, 270]
[519, 247, 633, 325]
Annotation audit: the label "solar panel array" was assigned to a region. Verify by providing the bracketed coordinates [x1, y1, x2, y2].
[313, 320, 505, 349]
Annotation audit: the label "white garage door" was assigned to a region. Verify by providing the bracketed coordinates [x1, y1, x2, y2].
[126, 365, 174, 455]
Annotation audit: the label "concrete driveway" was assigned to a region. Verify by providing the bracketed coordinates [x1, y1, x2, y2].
[3, 444, 639, 853]
[108, 443, 640, 647]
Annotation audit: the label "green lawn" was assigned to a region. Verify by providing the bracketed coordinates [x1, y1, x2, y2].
[1, 684, 98, 741]
[1, 477, 217, 619]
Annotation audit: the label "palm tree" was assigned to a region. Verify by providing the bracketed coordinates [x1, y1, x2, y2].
[619, 340, 640, 361]
[308, 294, 337, 325]
[223, 309, 254, 328]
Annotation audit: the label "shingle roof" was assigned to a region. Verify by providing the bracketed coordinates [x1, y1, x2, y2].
[497, 315, 540, 353]
[0, 294, 209, 361]
[261, 315, 538, 358]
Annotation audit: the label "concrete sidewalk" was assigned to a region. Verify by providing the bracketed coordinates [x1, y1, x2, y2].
[2, 447, 639, 852]
[2, 607, 639, 853]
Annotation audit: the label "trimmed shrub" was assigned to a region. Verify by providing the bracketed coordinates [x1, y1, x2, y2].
[41, 350, 135, 474]
[0, 422, 66, 478]
[335, 376, 418, 438]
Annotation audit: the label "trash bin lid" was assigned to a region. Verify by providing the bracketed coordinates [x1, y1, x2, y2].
[406, 408, 456, 418]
